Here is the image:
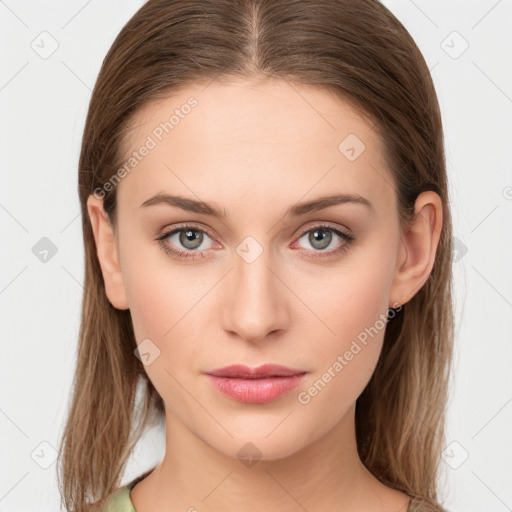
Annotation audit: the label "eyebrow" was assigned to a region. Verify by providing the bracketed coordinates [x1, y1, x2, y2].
[139, 192, 372, 219]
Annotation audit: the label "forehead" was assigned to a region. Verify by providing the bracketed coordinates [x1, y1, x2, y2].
[115, 78, 395, 217]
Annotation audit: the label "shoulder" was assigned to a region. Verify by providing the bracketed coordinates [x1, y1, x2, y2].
[407, 495, 448, 512]
[97, 468, 155, 512]
[101, 485, 136, 512]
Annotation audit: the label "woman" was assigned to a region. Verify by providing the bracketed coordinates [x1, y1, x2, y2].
[57, 1, 454, 510]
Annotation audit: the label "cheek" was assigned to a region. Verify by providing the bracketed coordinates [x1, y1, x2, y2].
[120, 229, 203, 340]
[298, 255, 394, 349]
[292, 248, 395, 407]
[293, 222, 398, 335]
[294, 296, 387, 416]
[126, 265, 204, 356]
[121, 237, 217, 386]
[123, 260, 207, 414]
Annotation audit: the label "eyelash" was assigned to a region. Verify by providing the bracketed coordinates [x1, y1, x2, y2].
[156, 222, 356, 261]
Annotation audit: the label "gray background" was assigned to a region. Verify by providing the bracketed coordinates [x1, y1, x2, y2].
[1, 1, 511, 511]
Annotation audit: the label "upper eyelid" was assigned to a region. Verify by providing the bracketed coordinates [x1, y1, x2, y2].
[297, 221, 350, 236]
[161, 223, 216, 240]
[161, 221, 349, 235]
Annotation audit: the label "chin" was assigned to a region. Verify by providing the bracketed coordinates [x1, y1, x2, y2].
[204, 427, 311, 464]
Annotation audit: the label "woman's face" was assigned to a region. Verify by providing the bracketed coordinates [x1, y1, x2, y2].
[90, 78, 411, 460]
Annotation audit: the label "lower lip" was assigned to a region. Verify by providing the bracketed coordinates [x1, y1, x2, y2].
[206, 373, 307, 403]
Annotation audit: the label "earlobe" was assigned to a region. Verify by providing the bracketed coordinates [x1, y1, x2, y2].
[86, 194, 129, 310]
[388, 191, 443, 307]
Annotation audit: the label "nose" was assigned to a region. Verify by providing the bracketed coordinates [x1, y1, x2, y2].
[220, 246, 289, 344]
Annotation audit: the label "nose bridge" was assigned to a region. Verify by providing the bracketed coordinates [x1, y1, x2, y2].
[222, 240, 287, 342]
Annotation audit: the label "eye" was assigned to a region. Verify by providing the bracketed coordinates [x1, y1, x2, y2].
[292, 223, 355, 258]
[156, 222, 356, 261]
[156, 224, 217, 260]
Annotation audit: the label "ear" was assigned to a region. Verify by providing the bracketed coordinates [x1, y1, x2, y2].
[86, 194, 129, 310]
[388, 191, 443, 308]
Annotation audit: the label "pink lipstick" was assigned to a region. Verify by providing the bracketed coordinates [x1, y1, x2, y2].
[204, 364, 307, 403]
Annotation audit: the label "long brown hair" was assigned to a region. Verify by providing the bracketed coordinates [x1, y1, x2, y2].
[57, 0, 454, 510]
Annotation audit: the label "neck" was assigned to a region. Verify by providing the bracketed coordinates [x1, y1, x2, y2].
[131, 404, 411, 512]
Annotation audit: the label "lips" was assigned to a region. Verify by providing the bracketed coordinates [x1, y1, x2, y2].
[204, 363, 306, 379]
[204, 364, 308, 403]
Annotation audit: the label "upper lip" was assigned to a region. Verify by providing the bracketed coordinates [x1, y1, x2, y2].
[205, 364, 307, 379]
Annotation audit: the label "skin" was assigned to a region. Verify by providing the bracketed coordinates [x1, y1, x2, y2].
[87, 78, 442, 512]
